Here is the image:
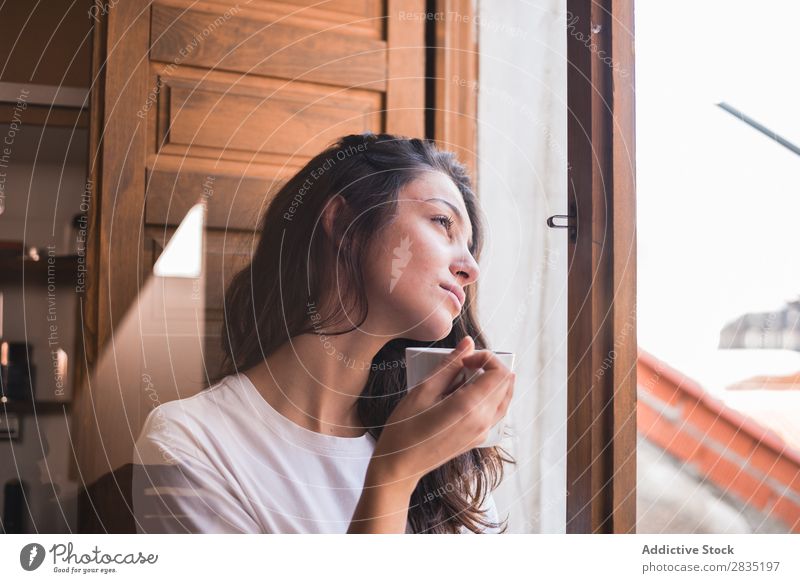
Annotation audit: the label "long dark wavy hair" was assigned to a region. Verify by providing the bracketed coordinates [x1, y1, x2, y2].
[216, 132, 515, 533]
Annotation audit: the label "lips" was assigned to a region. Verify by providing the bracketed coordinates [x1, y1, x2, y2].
[440, 283, 465, 310]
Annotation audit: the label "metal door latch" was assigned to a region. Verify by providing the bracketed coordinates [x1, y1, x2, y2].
[546, 202, 577, 242]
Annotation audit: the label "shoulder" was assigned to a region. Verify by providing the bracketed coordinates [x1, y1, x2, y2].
[133, 376, 235, 465]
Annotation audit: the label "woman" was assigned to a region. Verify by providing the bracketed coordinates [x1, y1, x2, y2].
[132, 133, 516, 534]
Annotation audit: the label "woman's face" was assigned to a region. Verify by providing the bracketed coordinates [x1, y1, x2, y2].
[361, 171, 481, 341]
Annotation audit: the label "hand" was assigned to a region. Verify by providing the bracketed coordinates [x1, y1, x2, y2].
[368, 336, 516, 493]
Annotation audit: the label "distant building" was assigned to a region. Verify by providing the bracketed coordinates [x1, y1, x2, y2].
[720, 299, 800, 351]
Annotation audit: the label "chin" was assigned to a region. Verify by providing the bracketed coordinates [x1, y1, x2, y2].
[404, 309, 456, 342]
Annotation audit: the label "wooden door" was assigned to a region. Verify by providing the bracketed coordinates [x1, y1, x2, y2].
[74, 0, 428, 532]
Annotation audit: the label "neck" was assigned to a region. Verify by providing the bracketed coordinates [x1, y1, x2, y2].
[244, 329, 389, 438]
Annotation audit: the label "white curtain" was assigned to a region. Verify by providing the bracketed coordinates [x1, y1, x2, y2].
[476, 0, 567, 533]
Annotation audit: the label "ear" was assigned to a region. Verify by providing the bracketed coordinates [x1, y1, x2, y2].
[321, 194, 350, 245]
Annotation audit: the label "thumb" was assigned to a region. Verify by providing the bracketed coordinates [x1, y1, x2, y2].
[415, 336, 475, 399]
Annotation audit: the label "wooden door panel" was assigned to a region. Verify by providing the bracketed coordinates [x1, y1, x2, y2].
[248, 0, 384, 23]
[145, 169, 284, 231]
[164, 75, 383, 157]
[179, 0, 385, 38]
[150, 3, 387, 89]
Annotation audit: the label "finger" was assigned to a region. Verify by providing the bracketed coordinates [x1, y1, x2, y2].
[460, 350, 506, 372]
[445, 366, 482, 396]
[438, 335, 474, 370]
[413, 336, 475, 398]
[493, 377, 515, 422]
[487, 372, 515, 412]
[457, 367, 514, 410]
[471, 376, 513, 436]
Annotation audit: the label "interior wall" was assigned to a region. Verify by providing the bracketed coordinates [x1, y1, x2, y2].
[0, 0, 91, 535]
[0, 124, 87, 533]
[475, 0, 567, 533]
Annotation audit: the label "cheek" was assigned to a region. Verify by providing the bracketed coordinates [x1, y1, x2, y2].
[364, 213, 452, 298]
[402, 252, 437, 286]
[388, 250, 448, 318]
[364, 232, 434, 296]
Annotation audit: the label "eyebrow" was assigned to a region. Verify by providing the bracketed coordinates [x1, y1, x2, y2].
[424, 197, 474, 248]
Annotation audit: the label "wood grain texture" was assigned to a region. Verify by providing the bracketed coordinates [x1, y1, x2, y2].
[386, 0, 426, 137]
[566, 0, 637, 534]
[432, 0, 478, 183]
[150, 3, 388, 89]
[163, 72, 382, 157]
[145, 167, 285, 231]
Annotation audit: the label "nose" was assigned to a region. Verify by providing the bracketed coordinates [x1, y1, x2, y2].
[451, 252, 480, 286]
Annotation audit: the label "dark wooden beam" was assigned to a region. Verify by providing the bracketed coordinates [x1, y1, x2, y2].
[566, 0, 638, 534]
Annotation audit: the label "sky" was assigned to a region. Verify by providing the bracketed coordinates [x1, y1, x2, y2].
[635, 0, 800, 394]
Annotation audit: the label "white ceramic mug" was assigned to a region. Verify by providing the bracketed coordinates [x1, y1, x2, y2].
[404, 347, 515, 448]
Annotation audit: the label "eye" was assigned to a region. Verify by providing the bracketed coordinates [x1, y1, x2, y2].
[432, 214, 455, 233]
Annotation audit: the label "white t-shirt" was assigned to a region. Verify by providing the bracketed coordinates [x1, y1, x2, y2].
[131, 373, 501, 533]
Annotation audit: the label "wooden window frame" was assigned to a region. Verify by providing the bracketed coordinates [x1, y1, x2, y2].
[434, 0, 638, 533]
[565, 0, 637, 533]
